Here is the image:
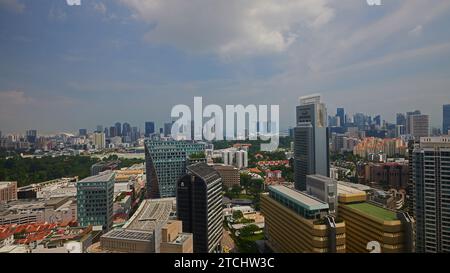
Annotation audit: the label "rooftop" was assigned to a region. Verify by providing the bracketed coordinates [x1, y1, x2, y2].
[122, 198, 174, 232]
[78, 171, 115, 183]
[269, 185, 329, 211]
[187, 162, 221, 184]
[346, 202, 397, 221]
[101, 229, 153, 242]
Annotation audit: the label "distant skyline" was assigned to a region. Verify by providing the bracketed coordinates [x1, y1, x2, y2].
[1, 0, 450, 134]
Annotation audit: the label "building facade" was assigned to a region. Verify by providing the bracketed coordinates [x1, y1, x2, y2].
[77, 172, 115, 231]
[294, 95, 330, 191]
[261, 185, 345, 253]
[0, 182, 17, 203]
[213, 164, 240, 189]
[177, 163, 223, 253]
[413, 137, 450, 253]
[145, 140, 205, 198]
[444, 105, 450, 135]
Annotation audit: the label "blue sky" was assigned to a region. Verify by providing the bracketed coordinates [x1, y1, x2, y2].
[1, 0, 450, 134]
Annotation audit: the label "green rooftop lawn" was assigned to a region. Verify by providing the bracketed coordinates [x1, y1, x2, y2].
[346, 203, 397, 221]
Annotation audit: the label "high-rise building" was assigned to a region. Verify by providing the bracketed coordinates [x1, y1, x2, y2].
[164, 122, 174, 137]
[115, 122, 122, 137]
[26, 130, 37, 144]
[396, 113, 407, 127]
[96, 125, 104, 133]
[145, 140, 205, 198]
[336, 108, 345, 128]
[261, 185, 345, 253]
[412, 136, 450, 253]
[443, 104, 450, 135]
[294, 94, 329, 191]
[409, 114, 429, 139]
[406, 110, 421, 135]
[109, 126, 116, 138]
[77, 171, 115, 231]
[145, 122, 155, 137]
[373, 115, 381, 127]
[79, 129, 87, 137]
[337, 182, 415, 253]
[93, 132, 106, 149]
[177, 163, 223, 253]
[122, 122, 131, 137]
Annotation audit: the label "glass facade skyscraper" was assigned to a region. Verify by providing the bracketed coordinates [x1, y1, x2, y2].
[443, 104, 450, 135]
[145, 140, 205, 198]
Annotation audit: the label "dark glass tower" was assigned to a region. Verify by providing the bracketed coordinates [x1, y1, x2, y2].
[177, 163, 223, 253]
[145, 122, 155, 137]
[443, 104, 450, 135]
[294, 95, 329, 191]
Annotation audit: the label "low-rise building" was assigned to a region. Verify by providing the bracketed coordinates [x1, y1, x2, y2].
[0, 182, 17, 203]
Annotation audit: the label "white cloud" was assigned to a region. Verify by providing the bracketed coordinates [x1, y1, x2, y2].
[119, 0, 334, 58]
[0, 0, 24, 13]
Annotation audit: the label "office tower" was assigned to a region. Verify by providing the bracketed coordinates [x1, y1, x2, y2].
[337, 182, 415, 253]
[93, 132, 106, 149]
[109, 126, 116, 138]
[145, 140, 205, 198]
[406, 110, 421, 134]
[294, 94, 329, 191]
[177, 163, 223, 253]
[79, 129, 87, 137]
[122, 122, 131, 137]
[131, 126, 139, 142]
[373, 115, 381, 127]
[306, 174, 337, 215]
[261, 185, 345, 253]
[115, 122, 122, 137]
[26, 130, 37, 144]
[396, 113, 407, 127]
[164, 122, 174, 137]
[77, 171, 115, 231]
[145, 122, 155, 137]
[413, 136, 450, 253]
[159, 128, 164, 135]
[96, 125, 103, 133]
[103, 128, 109, 138]
[409, 114, 430, 139]
[443, 104, 450, 135]
[336, 108, 345, 128]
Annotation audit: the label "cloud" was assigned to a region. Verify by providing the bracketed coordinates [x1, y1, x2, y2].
[119, 0, 334, 58]
[408, 25, 423, 37]
[0, 0, 24, 13]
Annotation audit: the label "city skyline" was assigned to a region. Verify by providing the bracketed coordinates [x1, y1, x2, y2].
[1, 0, 450, 133]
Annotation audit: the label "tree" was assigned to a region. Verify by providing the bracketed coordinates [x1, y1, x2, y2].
[233, 210, 244, 220]
[240, 224, 260, 237]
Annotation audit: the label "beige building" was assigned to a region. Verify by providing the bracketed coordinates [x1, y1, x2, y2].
[0, 182, 17, 203]
[160, 220, 193, 253]
[213, 164, 240, 188]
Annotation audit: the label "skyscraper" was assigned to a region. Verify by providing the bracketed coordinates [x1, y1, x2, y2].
[336, 108, 345, 128]
[79, 129, 87, 137]
[145, 140, 205, 198]
[93, 132, 106, 149]
[177, 163, 223, 253]
[294, 94, 329, 191]
[109, 126, 117, 138]
[409, 114, 430, 139]
[413, 136, 450, 253]
[77, 171, 115, 231]
[115, 122, 122, 137]
[122, 122, 131, 137]
[406, 110, 421, 134]
[443, 104, 450, 135]
[145, 122, 155, 137]
[396, 113, 406, 127]
[164, 122, 174, 137]
[26, 130, 37, 144]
